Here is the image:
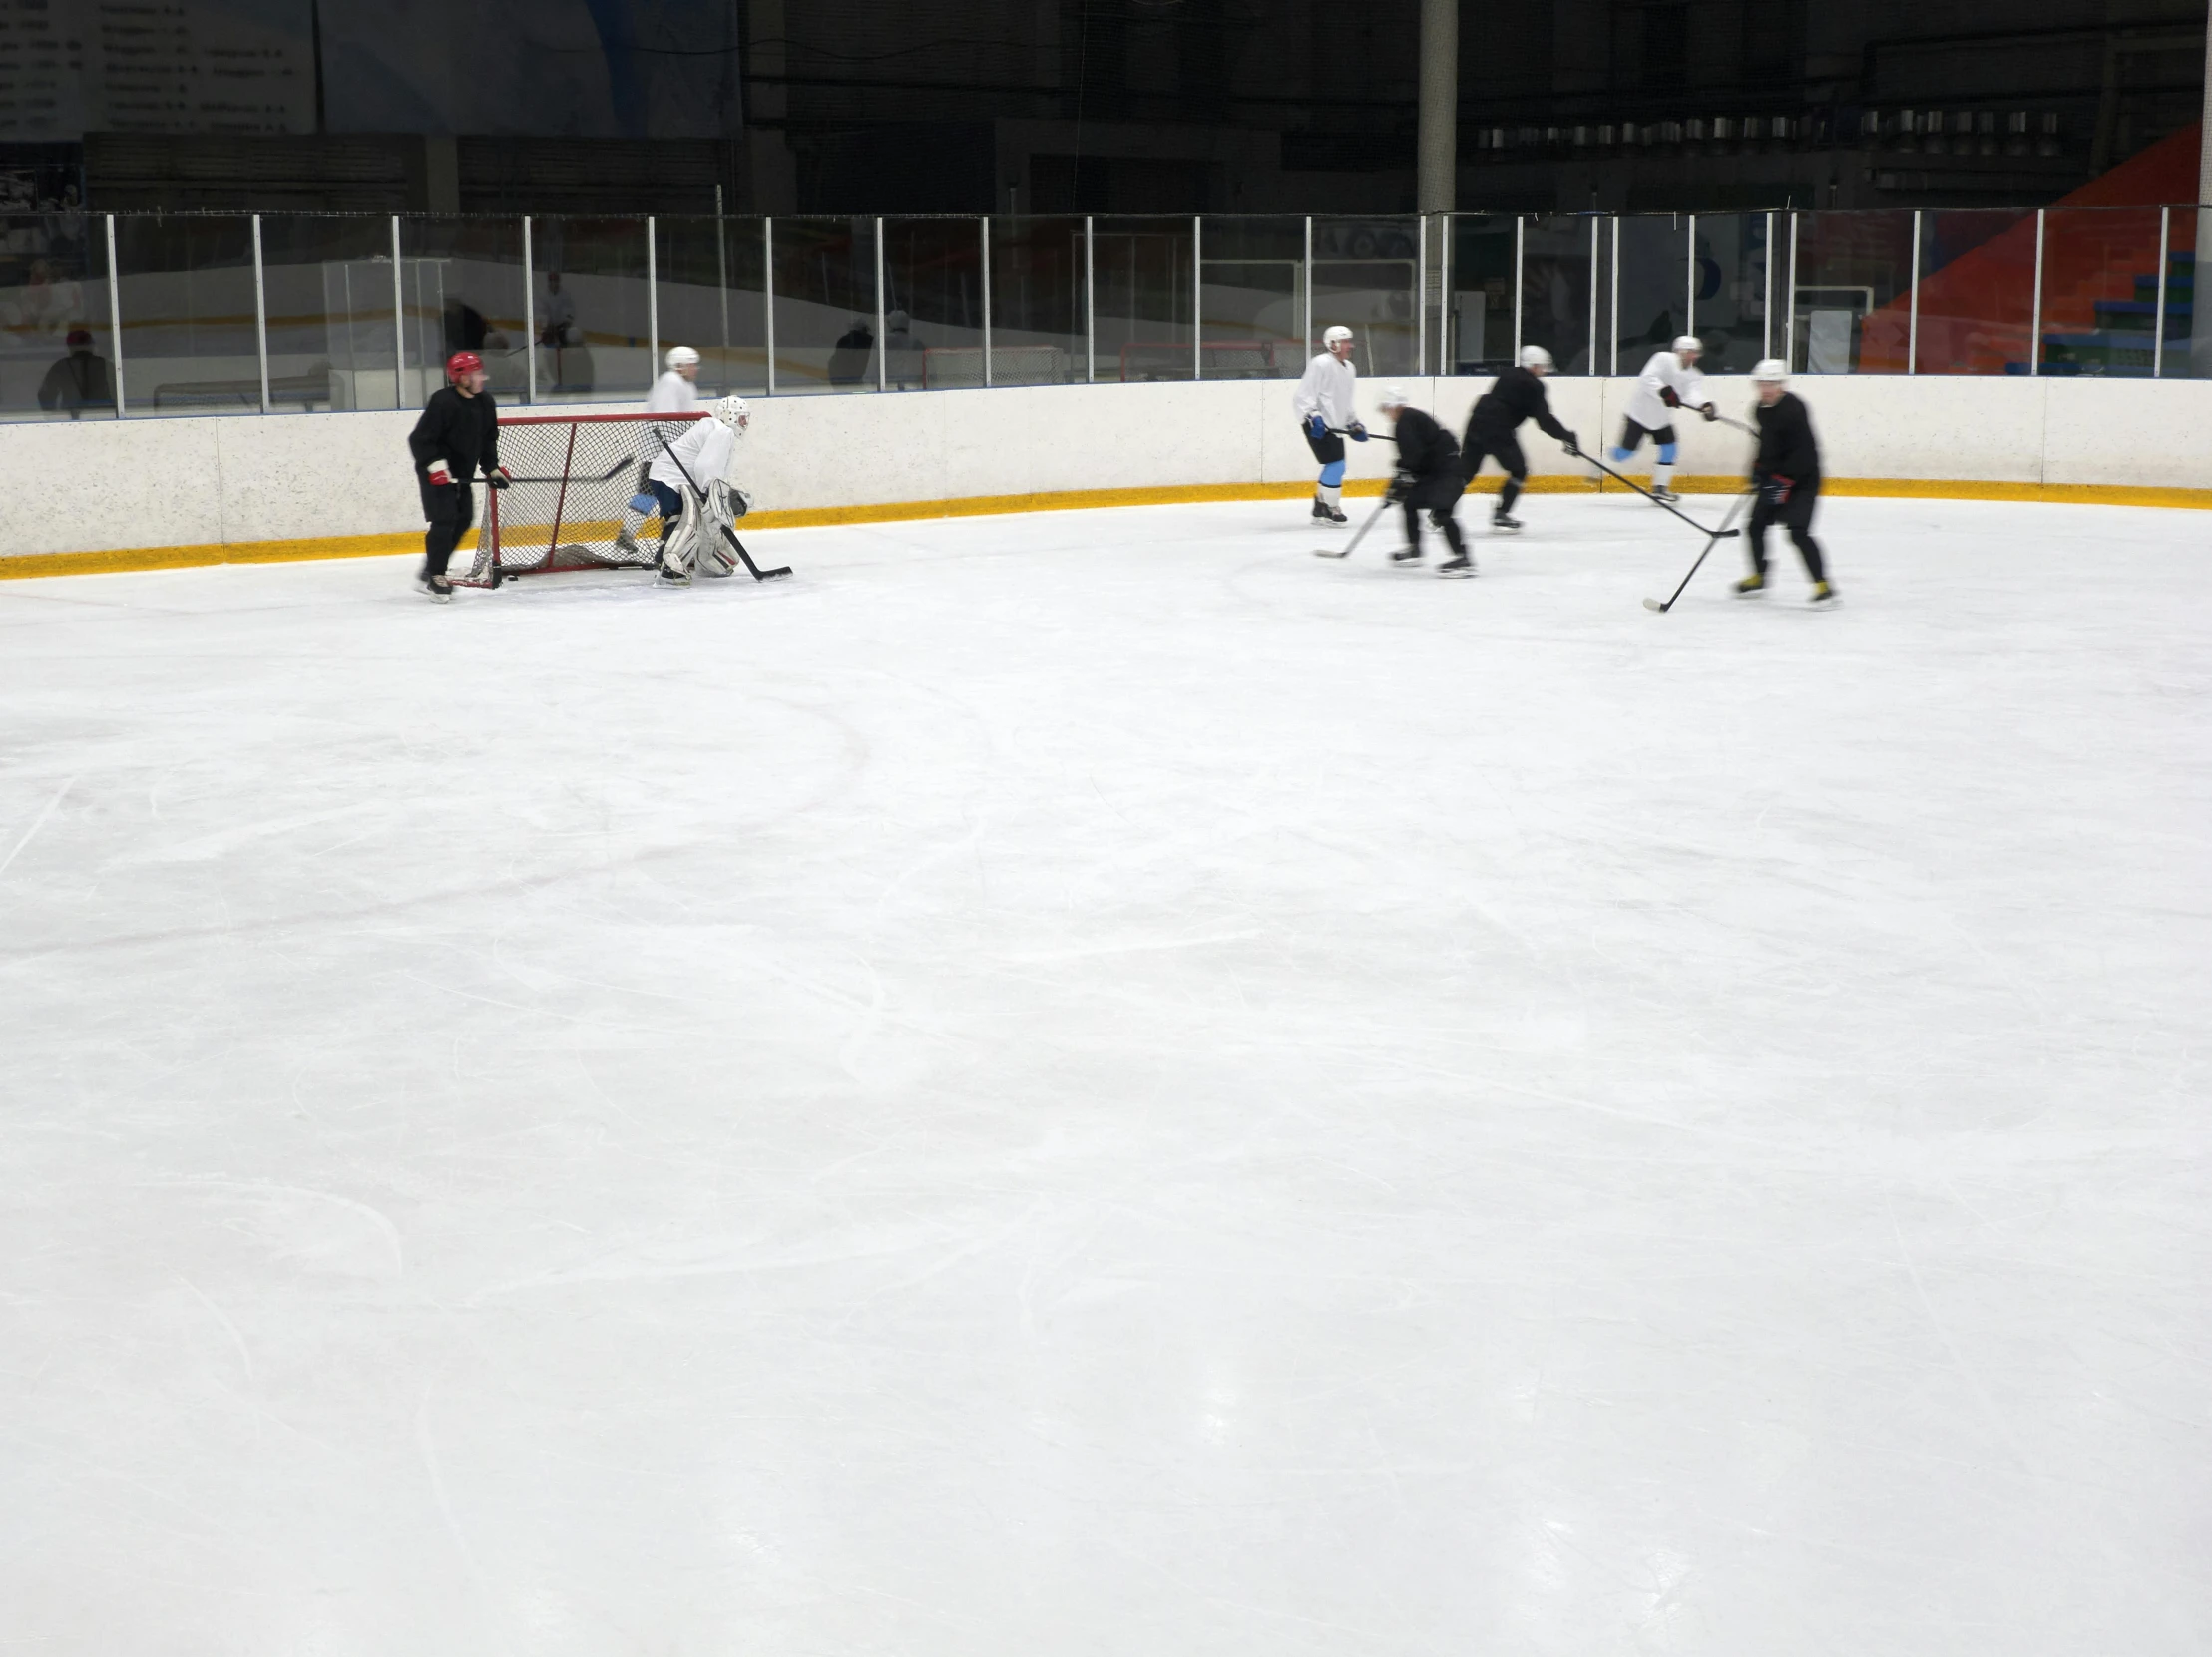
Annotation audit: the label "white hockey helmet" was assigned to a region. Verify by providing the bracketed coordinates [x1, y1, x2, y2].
[1672, 334, 1703, 356]
[1518, 344, 1554, 370]
[1322, 324, 1354, 349]
[1376, 382, 1411, 409]
[665, 345, 700, 370]
[1751, 358, 1790, 383]
[713, 394, 749, 434]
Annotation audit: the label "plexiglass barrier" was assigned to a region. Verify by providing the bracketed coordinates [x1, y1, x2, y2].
[3, 206, 2203, 421]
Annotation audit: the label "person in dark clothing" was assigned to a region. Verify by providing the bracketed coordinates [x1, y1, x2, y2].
[36, 327, 115, 417]
[1738, 359, 1835, 604]
[1461, 344, 1581, 534]
[1377, 385, 1474, 578]
[406, 350, 509, 601]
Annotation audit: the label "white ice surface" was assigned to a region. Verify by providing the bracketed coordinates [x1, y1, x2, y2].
[2, 495, 2208, 1656]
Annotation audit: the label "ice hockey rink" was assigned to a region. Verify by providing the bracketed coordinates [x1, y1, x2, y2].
[3, 491, 2207, 1655]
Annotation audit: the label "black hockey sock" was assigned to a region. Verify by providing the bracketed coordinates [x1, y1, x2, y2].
[1793, 530, 1826, 584]
[1497, 477, 1523, 516]
[1436, 514, 1466, 558]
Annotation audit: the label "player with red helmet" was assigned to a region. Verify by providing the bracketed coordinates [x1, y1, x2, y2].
[405, 351, 511, 600]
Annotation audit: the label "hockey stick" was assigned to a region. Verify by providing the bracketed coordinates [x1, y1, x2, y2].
[1642, 487, 1756, 613]
[1325, 426, 1397, 442]
[1312, 487, 1397, 559]
[651, 429, 792, 582]
[1580, 448, 1743, 540]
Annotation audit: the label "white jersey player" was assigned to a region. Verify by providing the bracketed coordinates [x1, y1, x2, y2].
[649, 395, 754, 586]
[1608, 334, 1717, 503]
[648, 345, 700, 415]
[1291, 324, 1368, 523]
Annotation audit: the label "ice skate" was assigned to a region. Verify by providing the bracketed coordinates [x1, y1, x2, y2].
[1491, 511, 1523, 534]
[1312, 495, 1345, 525]
[657, 562, 691, 587]
[1437, 553, 1476, 578]
[1650, 486, 1682, 504]
[1734, 573, 1765, 596]
[416, 573, 452, 603]
[1810, 580, 1837, 604]
[1390, 545, 1424, 564]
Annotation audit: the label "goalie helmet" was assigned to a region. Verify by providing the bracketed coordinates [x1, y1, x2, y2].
[665, 345, 700, 370]
[1751, 358, 1790, 383]
[1518, 344, 1553, 370]
[1672, 334, 1703, 355]
[712, 395, 749, 435]
[445, 350, 484, 381]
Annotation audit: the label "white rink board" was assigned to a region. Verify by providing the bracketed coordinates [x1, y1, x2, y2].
[4, 375, 2212, 563]
[2, 494, 2207, 1656]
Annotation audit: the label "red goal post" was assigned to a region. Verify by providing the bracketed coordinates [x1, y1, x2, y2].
[453, 411, 710, 588]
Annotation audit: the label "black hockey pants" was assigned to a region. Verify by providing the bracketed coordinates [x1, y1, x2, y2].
[1464, 427, 1528, 515]
[1748, 479, 1826, 583]
[1399, 472, 1467, 557]
[420, 476, 475, 579]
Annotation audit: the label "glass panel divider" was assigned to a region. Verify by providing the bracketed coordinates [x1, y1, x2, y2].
[522, 217, 537, 404]
[1301, 216, 1313, 356]
[2030, 208, 2045, 376]
[2155, 207, 2169, 377]
[251, 215, 269, 414]
[646, 216, 658, 376]
[1084, 216, 1095, 383]
[1909, 212, 1922, 375]
[1512, 215, 1524, 359]
[1440, 213, 1452, 372]
[106, 215, 127, 417]
[390, 217, 405, 409]
[1415, 215, 1426, 375]
[1785, 214, 1800, 371]
[1586, 217, 1598, 376]
[715, 216, 731, 397]
[874, 216, 887, 392]
[1685, 213, 1696, 343]
[1192, 215, 1202, 380]
[1609, 217, 1620, 374]
[763, 219, 775, 396]
[980, 216, 993, 387]
[1762, 212, 1775, 361]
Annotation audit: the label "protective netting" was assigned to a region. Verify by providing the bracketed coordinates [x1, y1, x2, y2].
[454, 412, 708, 586]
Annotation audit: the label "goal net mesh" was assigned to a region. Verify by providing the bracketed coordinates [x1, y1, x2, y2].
[921, 345, 1072, 388]
[454, 412, 709, 586]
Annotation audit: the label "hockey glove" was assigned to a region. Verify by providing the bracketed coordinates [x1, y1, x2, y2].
[1303, 413, 1328, 441]
[1698, 403, 1719, 423]
[424, 461, 453, 487]
[1347, 420, 1369, 442]
[1762, 474, 1795, 507]
[1660, 386, 1682, 409]
[486, 463, 513, 490]
[1561, 432, 1581, 457]
[1386, 470, 1416, 503]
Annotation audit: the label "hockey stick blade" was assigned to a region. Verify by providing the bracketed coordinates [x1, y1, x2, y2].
[720, 523, 790, 581]
[1642, 488, 1754, 613]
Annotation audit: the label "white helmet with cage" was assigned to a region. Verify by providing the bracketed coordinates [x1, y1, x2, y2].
[712, 394, 750, 435]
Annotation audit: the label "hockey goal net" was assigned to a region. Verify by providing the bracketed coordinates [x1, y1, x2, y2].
[453, 411, 709, 587]
[1117, 340, 1283, 381]
[920, 344, 1073, 388]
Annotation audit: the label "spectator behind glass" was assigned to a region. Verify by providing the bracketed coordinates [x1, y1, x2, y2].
[38, 326, 115, 417]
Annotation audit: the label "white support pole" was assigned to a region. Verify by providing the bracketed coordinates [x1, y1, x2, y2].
[2155, 206, 2170, 377]
[1908, 210, 1921, 376]
[764, 218, 776, 395]
[1416, 213, 1427, 376]
[105, 213, 126, 417]
[390, 215, 405, 408]
[714, 208, 730, 395]
[251, 214, 270, 413]
[981, 215, 993, 387]
[1512, 215, 1524, 361]
[1609, 216, 1620, 375]
[1685, 212, 1696, 342]
[1085, 215, 1096, 383]
[2029, 207, 2046, 375]
[1192, 214, 1203, 380]
[1762, 211, 1774, 361]
[1441, 212, 1454, 372]
[1587, 216, 1597, 375]
[522, 216, 537, 405]
[646, 215, 659, 391]
[874, 216, 887, 391]
[1302, 214, 1313, 353]
[1785, 213, 1800, 371]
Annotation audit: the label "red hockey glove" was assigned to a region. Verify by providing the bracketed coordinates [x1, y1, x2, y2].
[1762, 474, 1794, 507]
[487, 463, 513, 490]
[424, 460, 453, 487]
[1660, 386, 1682, 409]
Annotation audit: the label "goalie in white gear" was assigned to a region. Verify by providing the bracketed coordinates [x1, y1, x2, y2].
[1290, 324, 1366, 523]
[646, 395, 754, 586]
[1609, 334, 1717, 503]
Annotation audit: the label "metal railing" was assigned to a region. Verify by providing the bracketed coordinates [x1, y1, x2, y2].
[0, 205, 2202, 421]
